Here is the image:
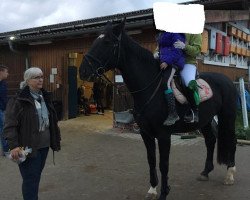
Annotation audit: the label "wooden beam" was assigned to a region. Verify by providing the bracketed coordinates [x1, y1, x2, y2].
[205, 10, 250, 23]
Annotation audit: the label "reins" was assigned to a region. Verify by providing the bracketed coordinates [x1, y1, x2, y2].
[137, 76, 163, 115]
[130, 69, 163, 94]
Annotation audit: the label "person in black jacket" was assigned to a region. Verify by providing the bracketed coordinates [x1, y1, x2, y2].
[77, 84, 90, 115]
[93, 79, 104, 115]
[0, 64, 9, 154]
[3, 67, 61, 200]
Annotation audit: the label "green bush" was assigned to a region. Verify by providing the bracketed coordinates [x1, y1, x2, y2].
[235, 127, 250, 140]
[235, 110, 250, 140]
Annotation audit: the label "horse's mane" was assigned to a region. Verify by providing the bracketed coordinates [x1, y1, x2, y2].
[122, 32, 157, 66]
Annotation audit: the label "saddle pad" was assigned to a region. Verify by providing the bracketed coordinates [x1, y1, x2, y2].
[171, 79, 213, 104]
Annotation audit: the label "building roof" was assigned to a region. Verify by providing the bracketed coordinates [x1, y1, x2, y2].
[189, 0, 249, 9]
[0, 0, 248, 45]
[0, 8, 154, 44]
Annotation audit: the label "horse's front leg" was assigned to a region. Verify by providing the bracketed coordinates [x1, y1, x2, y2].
[198, 123, 216, 181]
[157, 134, 171, 200]
[141, 132, 158, 200]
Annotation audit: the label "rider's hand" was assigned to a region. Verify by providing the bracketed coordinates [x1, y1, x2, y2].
[160, 62, 168, 70]
[153, 51, 159, 59]
[174, 40, 186, 49]
[10, 147, 22, 160]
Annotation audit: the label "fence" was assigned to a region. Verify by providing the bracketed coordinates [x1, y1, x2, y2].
[234, 80, 250, 130]
[233, 81, 250, 93]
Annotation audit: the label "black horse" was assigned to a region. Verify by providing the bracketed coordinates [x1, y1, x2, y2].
[80, 20, 237, 200]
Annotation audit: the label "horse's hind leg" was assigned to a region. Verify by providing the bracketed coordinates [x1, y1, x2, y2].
[141, 132, 158, 200]
[223, 131, 236, 186]
[217, 112, 237, 185]
[198, 123, 216, 181]
[157, 135, 171, 200]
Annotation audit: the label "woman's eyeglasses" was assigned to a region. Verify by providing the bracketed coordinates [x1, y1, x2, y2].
[31, 76, 44, 80]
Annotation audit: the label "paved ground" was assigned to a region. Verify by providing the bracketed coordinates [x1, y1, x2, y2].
[0, 111, 250, 200]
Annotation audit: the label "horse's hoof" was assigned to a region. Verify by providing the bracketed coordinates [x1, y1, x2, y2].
[224, 166, 236, 185]
[197, 174, 209, 181]
[145, 193, 157, 200]
[224, 178, 234, 185]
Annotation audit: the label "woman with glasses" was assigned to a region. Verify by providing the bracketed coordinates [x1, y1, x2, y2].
[3, 67, 61, 200]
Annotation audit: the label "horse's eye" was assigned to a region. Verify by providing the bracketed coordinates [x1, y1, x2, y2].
[104, 38, 113, 44]
[104, 39, 111, 44]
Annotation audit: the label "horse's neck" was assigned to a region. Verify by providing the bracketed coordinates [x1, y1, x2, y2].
[118, 34, 159, 95]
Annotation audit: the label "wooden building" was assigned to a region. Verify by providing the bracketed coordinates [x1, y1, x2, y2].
[0, 0, 249, 118]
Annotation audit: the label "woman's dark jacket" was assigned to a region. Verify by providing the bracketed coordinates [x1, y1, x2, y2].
[3, 86, 61, 156]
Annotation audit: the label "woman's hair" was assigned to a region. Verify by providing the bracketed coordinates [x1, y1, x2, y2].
[20, 67, 43, 89]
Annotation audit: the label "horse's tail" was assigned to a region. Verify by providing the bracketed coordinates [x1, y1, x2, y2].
[216, 82, 237, 166]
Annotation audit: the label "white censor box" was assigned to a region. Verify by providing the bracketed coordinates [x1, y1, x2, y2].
[153, 2, 205, 34]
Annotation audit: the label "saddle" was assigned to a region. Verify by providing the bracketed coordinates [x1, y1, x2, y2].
[171, 76, 213, 104]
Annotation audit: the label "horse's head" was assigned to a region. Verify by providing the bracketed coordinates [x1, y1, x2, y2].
[80, 20, 125, 80]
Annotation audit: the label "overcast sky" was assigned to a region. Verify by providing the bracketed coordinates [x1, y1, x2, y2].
[0, 0, 193, 33]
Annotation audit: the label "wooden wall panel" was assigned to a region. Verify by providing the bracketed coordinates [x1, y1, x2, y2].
[27, 39, 93, 89]
[0, 46, 26, 96]
[197, 60, 248, 81]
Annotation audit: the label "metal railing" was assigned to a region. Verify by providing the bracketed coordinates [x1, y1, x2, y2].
[234, 79, 249, 129]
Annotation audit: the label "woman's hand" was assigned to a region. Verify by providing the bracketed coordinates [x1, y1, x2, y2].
[160, 62, 168, 70]
[174, 40, 186, 49]
[10, 147, 23, 160]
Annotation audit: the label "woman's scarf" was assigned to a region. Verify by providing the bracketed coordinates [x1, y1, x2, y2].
[30, 90, 49, 132]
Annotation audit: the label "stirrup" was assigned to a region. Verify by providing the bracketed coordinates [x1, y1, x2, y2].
[184, 109, 197, 123]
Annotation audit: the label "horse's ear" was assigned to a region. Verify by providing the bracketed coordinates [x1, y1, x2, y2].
[120, 17, 126, 28]
[112, 18, 126, 38]
[104, 21, 113, 33]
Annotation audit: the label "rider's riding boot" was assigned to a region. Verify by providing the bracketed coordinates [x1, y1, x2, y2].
[163, 89, 180, 126]
[184, 80, 200, 123]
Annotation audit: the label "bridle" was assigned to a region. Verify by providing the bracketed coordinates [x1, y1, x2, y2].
[84, 33, 122, 79]
[83, 31, 163, 115]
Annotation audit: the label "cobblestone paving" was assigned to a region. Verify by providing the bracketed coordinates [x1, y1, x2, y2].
[61, 112, 204, 146]
[1, 112, 250, 200]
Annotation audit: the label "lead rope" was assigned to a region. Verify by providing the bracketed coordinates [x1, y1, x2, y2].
[53, 151, 55, 165]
